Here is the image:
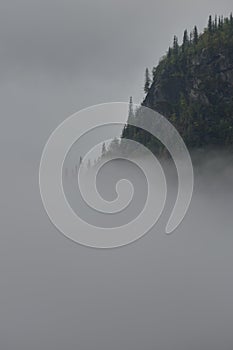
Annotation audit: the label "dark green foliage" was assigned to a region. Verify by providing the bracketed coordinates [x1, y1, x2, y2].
[173, 35, 179, 55]
[122, 14, 233, 153]
[167, 47, 172, 59]
[208, 15, 212, 32]
[214, 15, 218, 31]
[182, 29, 189, 50]
[193, 26, 198, 45]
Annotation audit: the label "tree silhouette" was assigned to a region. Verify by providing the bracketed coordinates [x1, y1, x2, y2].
[128, 96, 134, 119]
[208, 15, 212, 32]
[102, 142, 106, 157]
[144, 68, 151, 93]
[193, 26, 198, 44]
[173, 35, 179, 54]
[182, 29, 189, 50]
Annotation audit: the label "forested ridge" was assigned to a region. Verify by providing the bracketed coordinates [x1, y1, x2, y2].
[121, 14, 233, 153]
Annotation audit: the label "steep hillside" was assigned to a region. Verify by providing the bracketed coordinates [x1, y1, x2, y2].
[122, 15, 233, 152]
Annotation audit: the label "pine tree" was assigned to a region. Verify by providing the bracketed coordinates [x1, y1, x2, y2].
[218, 16, 223, 29]
[214, 15, 217, 30]
[167, 47, 172, 58]
[208, 15, 212, 32]
[128, 96, 134, 119]
[144, 68, 151, 94]
[193, 26, 198, 44]
[182, 29, 189, 50]
[173, 35, 179, 55]
[102, 142, 106, 157]
[189, 31, 193, 43]
[230, 13, 233, 26]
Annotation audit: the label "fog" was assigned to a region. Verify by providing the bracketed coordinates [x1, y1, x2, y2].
[1, 148, 233, 350]
[1, 0, 233, 348]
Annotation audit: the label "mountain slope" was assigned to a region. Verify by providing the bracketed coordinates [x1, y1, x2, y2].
[122, 15, 233, 152]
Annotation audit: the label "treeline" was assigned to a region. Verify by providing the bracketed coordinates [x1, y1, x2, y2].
[144, 14, 233, 93]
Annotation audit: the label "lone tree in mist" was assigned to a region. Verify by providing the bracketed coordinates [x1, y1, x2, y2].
[144, 68, 151, 94]
[128, 96, 134, 119]
[102, 142, 106, 157]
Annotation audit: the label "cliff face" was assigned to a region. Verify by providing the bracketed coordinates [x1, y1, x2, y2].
[144, 48, 233, 117]
[123, 15, 233, 150]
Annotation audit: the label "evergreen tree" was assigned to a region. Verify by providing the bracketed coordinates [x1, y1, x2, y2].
[218, 16, 223, 29]
[167, 47, 172, 58]
[101, 142, 106, 157]
[182, 29, 189, 50]
[193, 26, 198, 44]
[189, 31, 193, 43]
[230, 13, 233, 26]
[208, 15, 212, 32]
[173, 35, 179, 54]
[214, 15, 218, 30]
[128, 96, 134, 119]
[144, 68, 151, 94]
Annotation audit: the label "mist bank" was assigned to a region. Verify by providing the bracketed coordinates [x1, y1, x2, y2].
[1, 146, 233, 350]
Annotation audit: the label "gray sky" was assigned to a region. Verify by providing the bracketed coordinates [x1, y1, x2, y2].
[0, 0, 232, 150]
